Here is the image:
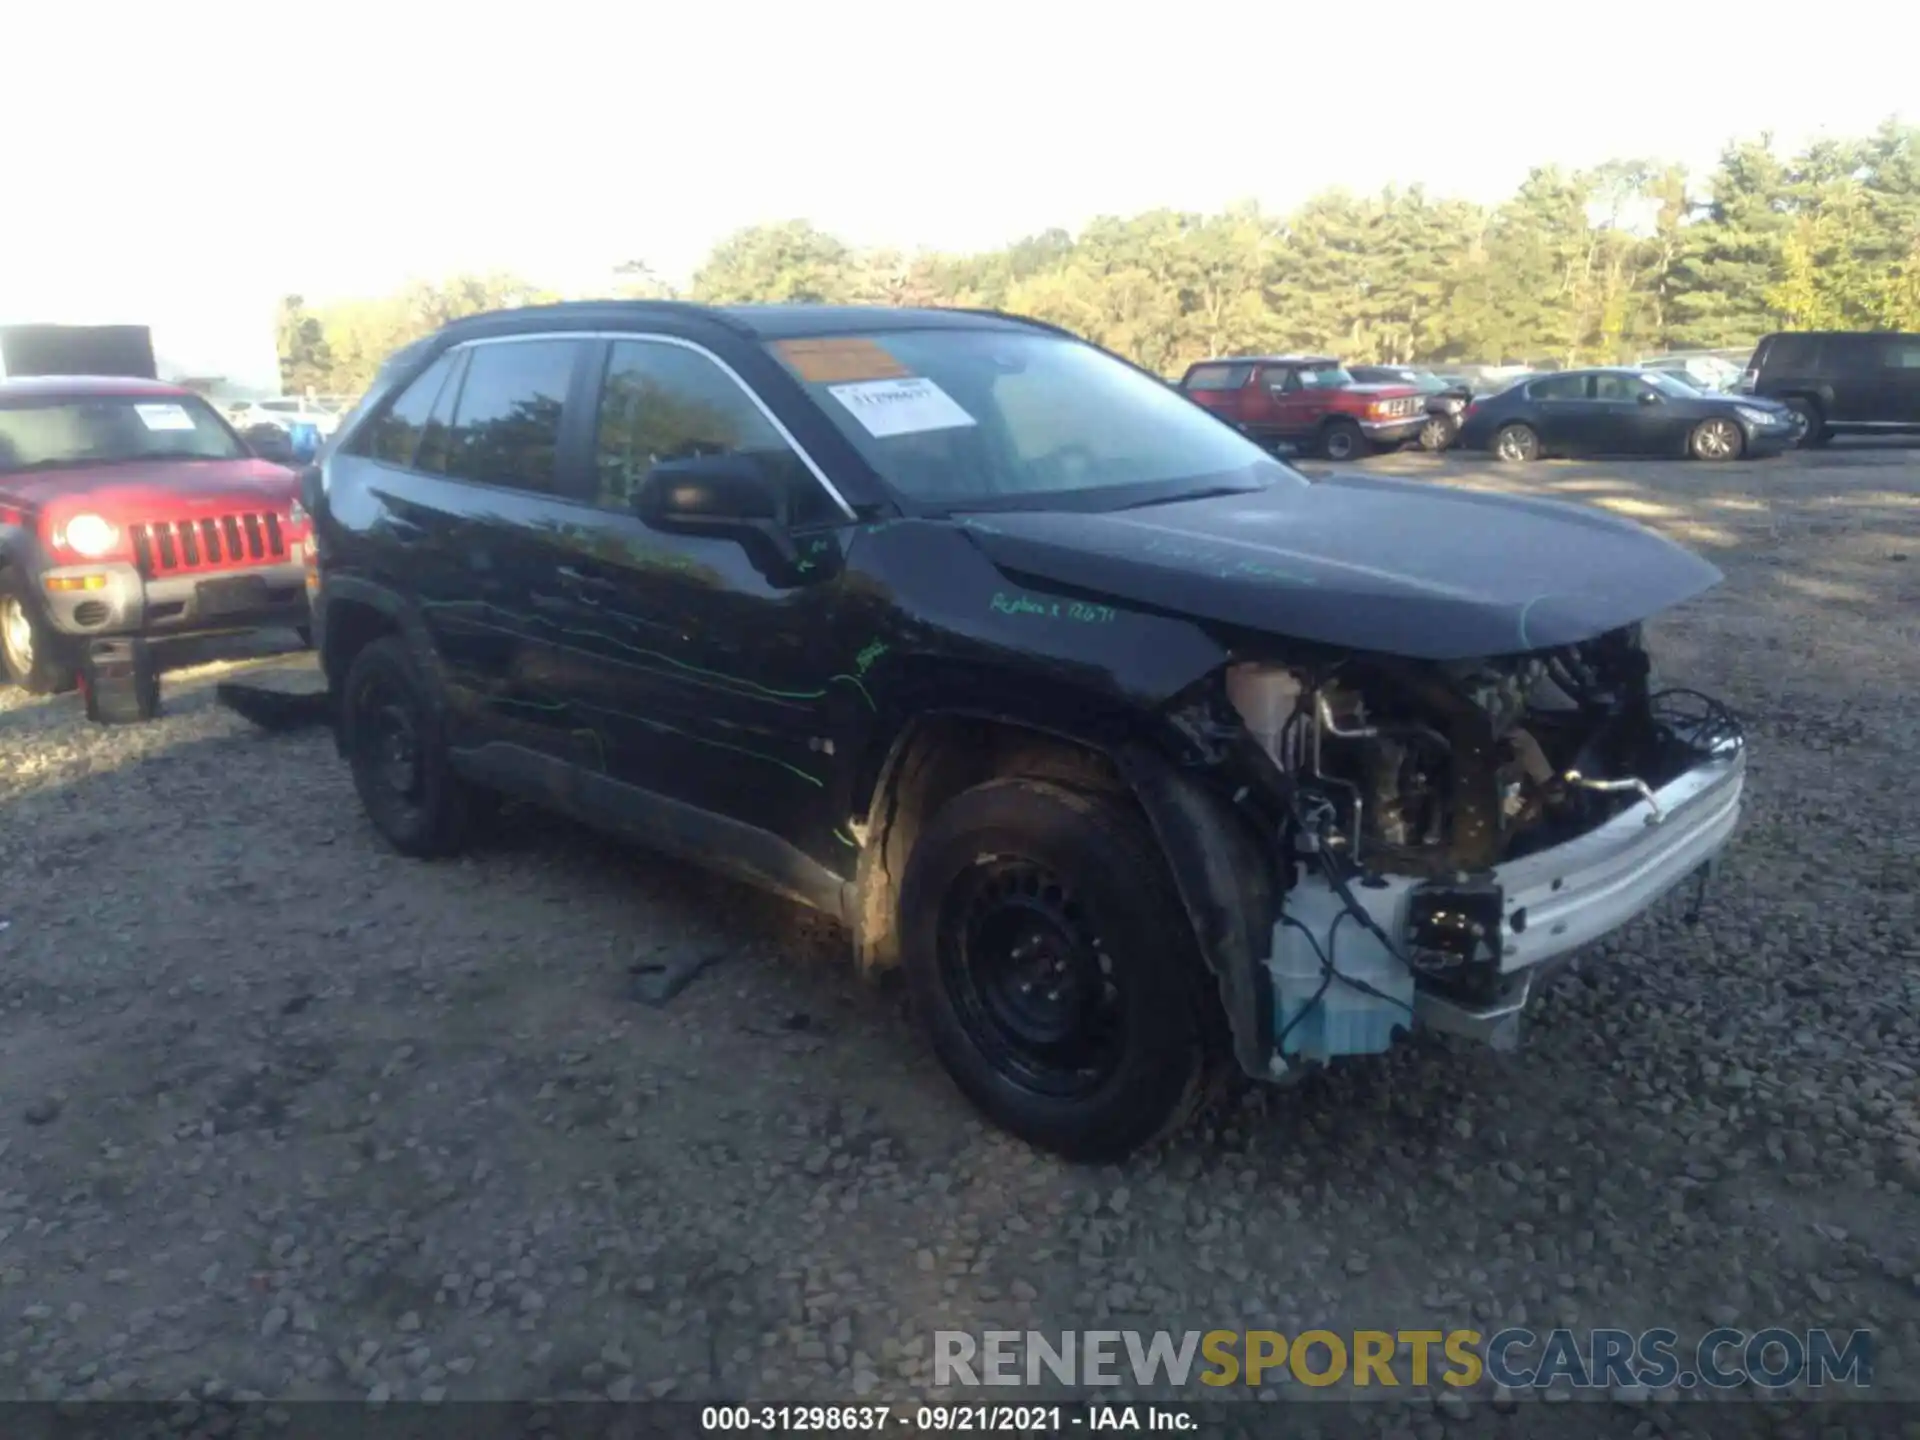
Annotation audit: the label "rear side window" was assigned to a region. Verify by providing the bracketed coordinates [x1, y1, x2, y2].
[443, 340, 581, 494]
[1761, 334, 1823, 373]
[1869, 335, 1920, 369]
[1183, 363, 1252, 391]
[362, 354, 456, 467]
[1528, 373, 1587, 401]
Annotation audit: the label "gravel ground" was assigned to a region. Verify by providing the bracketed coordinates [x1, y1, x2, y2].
[1, 445, 1916, 1420]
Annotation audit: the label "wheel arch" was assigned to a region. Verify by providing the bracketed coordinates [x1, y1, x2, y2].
[850, 707, 1277, 1078]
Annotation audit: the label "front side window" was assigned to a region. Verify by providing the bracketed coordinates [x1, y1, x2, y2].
[442, 340, 580, 494]
[769, 328, 1302, 510]
[0, 393, 246, 475]
[593, 340, 837, 525]
[1592, 373, 1642, 402]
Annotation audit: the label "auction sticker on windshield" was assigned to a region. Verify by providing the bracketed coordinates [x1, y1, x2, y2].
[776, 337, 910, 384]
[134, 404, 197, 432]
[829, 377, 976, 439]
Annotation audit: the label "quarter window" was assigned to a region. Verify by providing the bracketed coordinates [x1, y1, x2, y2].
[443, 340, 580, 494]
[593, 340, 836, 526]
[362, 354, 456, 467]
[1183, 364, 1252, 391]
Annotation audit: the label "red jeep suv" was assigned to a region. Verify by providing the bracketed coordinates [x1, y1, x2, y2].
[1179, 355, 1426, 460]
[0, 376, 311, 694]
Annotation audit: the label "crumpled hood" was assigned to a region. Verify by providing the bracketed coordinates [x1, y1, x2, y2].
[960, 472, 1723, 660]
[0, 458, 298, 517]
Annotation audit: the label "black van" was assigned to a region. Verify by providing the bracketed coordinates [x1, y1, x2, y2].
[1737, 331, 1920, 444]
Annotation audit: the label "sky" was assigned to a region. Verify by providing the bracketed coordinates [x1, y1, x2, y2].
[4, 0, 1912, 388]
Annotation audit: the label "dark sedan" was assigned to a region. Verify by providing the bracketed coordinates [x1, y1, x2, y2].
[1456, 368, 1804, 462]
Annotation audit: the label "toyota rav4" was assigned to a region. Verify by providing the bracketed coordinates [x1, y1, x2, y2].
[308, 302, 1746, 1160]
[0, 376, 311, 694]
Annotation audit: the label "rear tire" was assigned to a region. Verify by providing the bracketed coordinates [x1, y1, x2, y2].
[1493, 423, 1541, 462]
[899, 778, 1219, 1162]
[1784, 396, 1829, 446]
[0, 581, 77, 695]
[1320, 419, 1367, 461]
[340, 636, 484, 857]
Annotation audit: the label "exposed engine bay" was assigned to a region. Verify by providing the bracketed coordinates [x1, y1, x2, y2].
[1225, 624, 1743, 876]
[1211, 624, 1746, 1066]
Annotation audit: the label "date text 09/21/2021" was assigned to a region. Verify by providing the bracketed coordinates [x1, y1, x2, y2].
[700, 1405, 1190, 1432]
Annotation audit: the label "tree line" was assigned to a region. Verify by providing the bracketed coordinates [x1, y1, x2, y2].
[278, 121, 1920, 395]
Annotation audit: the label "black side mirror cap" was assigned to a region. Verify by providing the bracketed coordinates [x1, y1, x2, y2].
[634, 454, 806, 579]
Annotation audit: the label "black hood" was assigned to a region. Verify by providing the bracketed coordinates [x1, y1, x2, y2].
[959, 473, 1722, 661]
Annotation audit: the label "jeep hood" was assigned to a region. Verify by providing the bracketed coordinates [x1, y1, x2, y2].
[0, 458, 298, 514]
[959, 472, 1722, 661]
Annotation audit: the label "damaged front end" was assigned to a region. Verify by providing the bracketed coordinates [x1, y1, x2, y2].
[1198, 625, 1745, 1073]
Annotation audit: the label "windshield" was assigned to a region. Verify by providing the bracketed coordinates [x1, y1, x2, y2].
[0, 394, 246, 475]
[770, 329, 1304, 511]
[1638, 371, 1700, 398]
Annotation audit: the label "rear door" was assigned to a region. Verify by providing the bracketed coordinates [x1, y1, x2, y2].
[393, 334, 598, 764]
[1522, 372, 1590, 450]
[1858, 334, 1920, 427]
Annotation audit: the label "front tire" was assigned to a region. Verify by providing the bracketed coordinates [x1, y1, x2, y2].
[1418, 414, 1457, 451]
[899, 778, 1219, 1162]
[0, 582, 77, 695]
[1493, 423, 1541, 462]
[1320, 419, 1367, 461]
[340, 636, 484, 857]
[1689, 417, 1743, 462]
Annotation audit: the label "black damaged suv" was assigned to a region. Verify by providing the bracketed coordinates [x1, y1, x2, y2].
[309, 302, 1747, 1160]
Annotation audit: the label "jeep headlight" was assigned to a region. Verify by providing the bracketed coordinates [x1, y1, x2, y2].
[60, 513, 119, 558]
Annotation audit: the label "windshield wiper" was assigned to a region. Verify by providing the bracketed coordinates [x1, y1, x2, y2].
[1117, 484, 1257, 511]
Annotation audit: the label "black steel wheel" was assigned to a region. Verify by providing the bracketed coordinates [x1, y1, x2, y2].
[900, 778, 1220, 1161]
[341, 636, 484, 857]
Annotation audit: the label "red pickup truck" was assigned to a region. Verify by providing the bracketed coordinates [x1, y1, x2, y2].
[1178, 355, 1427, 460]
[0, 376, 311, 694]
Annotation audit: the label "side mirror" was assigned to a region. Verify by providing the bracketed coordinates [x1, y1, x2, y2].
[1638, 391, 1662, 406]
[634, 454, 801, 573]
[248, 428, 296, 463]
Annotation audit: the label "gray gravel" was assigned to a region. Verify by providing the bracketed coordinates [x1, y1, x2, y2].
[1, 446, 1916, 1413]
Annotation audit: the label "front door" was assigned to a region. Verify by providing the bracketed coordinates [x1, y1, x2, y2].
[533, 336, 864, 860]
[1259, 365, 1323, 440]
[1584, 371, 1673, 455]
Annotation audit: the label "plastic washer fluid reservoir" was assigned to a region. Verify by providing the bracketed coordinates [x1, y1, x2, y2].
[1270, 877, 1417, 1063]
